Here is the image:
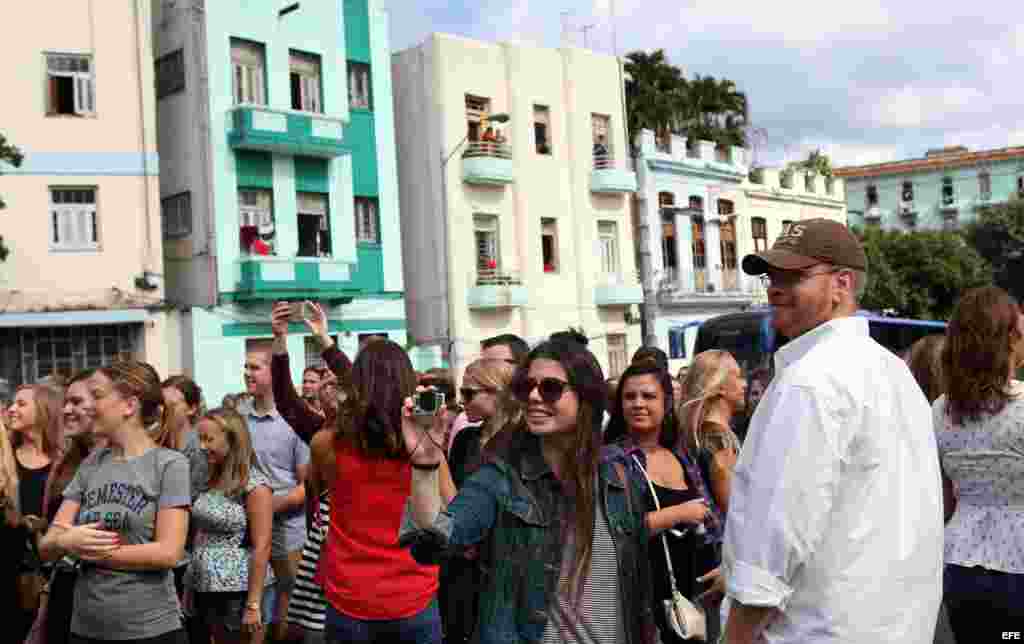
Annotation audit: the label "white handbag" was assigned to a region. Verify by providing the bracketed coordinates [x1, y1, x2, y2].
[632, 454, 708, 641]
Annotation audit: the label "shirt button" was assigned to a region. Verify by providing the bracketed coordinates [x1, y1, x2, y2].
[530, 609, 546, 624]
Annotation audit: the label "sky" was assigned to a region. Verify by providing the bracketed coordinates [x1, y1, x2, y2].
[380, 0, 1024, 168]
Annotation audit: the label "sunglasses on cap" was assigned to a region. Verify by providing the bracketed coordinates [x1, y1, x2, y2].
[459, 386, 495, 402]
[511, 377, 572, 404]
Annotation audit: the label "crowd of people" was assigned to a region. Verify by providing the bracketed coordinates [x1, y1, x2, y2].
[1, 217, 1021, 644]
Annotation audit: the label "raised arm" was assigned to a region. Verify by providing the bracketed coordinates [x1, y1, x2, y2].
[271, 302, 324, 442]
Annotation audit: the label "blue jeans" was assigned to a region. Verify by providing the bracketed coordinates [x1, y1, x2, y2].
[324, 601, 442, 644]
[944, 564, 1024, 642]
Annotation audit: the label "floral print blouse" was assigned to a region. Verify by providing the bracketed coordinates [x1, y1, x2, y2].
[189, 470, 276, 592]
[934, 381, 1024, 574]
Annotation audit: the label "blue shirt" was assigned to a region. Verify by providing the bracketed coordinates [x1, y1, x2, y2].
[242, 402, 310, 535]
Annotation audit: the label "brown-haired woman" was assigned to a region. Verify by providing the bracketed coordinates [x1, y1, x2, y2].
[39, 360, 191, 644]
[189, 408, 275, 644]
[936, 286, 1024, 640]
[678, 350, 746, 516]
[312, 339, 454, 643]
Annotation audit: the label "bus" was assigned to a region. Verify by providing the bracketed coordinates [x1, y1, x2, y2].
[692, 308, 947, 434]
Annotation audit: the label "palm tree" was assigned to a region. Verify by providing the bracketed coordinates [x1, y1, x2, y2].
[624, 50, 682, 149]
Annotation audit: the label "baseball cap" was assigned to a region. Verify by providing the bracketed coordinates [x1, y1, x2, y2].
[741, 218, 867, 275]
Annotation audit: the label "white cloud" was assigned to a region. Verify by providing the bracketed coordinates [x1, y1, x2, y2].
[857, 84, 988, 129]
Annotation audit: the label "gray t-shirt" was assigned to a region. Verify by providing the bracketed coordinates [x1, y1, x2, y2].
[242, 404, 310, 540]
[64, 447, 191, 640]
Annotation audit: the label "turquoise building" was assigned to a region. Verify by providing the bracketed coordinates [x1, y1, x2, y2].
[836, 145, 1024, 231]
[153, 0, 404, 403]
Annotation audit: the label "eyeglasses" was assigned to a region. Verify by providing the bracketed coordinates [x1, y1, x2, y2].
[511, 377, 572, 404]
[759, 267, 841, 289]
[459, 386, 495, 402]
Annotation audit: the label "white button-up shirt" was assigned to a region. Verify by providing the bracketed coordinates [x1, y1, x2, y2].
[722, 316, 943, 643]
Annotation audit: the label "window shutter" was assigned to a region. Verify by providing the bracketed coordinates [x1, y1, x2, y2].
[75, 75, 95, 115]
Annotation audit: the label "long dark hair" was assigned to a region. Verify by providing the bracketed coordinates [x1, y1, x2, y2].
[161, 375, 204, 422]
[942, 286, 1022, 424]
[603, 361, 678, 448]
[508, 338, 605, 599]
[334, 340, 418, 459]
[906, 335, 945, 404]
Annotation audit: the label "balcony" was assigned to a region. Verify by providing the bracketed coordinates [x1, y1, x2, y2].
[227, 105, 346, 158]
[467, 269, 527, 309]
[595, 273, 644, 307]
[234, 256, 356, 302]
[591, 153, 638, 193]
[462, 142, 514, 185]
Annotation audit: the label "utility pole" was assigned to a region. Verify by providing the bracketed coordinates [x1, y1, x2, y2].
[581, 23, 596, 49]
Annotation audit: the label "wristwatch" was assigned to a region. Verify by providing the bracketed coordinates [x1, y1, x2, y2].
[245, 600, 261, 612]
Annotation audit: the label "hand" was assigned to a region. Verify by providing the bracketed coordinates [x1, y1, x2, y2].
[61, 522, 120, 559]
[22, 514, 47, 534]
[302, 301, 331, 346]
[241, 604, 263, 634]
[697, 566, 725, 604]
[271, 302, 291, 337]
[675, 498, 710, 526]
[400, 388, 450, 467]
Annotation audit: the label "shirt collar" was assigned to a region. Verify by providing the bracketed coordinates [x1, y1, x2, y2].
[238, 399, 280, 420]
[774, 315, 869, 371]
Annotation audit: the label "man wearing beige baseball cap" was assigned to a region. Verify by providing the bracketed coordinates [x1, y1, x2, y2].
[719, 219, 943, 643]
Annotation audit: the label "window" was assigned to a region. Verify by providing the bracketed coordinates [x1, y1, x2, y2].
[290, 50, 322, 113]
[354, 197, 379, 244]
[941, 177, 955, 206]
[692, 217, 706, 269]
[804, 173, 815, 192]
[155, 49, 185, 99]
[866, 184, 879, 207]
[238, 188, 274, 255]
[978, 171, 991, 200]
[1017, 176, 1024, 198]
[720, 219, 737, 270]
[20, 325, 136, 384]
[781, 219, 794, 234]
[598, 221, 619, 276]
[541, 218, 558, 272]
[348, 61, 372, 110]
[304, 335, 339, 368]
[161, 192, 192, 239]
[662, 217, 678, 270]
[231, 39, 265, 105]
[825, 177, 835, 195]
[751, 217, 768, 252]
[688, 195, 704, 213]
[474, 214, 499, 273]
[297, 192, 331, 257]
[901, 181, 914, 203]
[591, 114, 611, 164]
[534, 105, 551, 155]
[465, 94, 491, 142]
[46, 53, 94, 116]
[718, 199, 734, 216]
[50, 188, 98, 251]
[607, 334, 628, 379]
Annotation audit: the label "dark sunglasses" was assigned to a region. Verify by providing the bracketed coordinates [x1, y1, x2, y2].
[511, 377, 572, 404]
[459, 386, 495, 402]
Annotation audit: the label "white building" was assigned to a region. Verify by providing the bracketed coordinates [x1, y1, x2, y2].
[633, 130, 847, 373]
[393, 34, 643, 378]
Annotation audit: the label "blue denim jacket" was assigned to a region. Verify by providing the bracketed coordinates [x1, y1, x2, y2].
[401, 431, 655, 644]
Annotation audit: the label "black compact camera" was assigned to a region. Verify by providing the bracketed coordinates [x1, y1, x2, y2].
[413, 387, 445, 416]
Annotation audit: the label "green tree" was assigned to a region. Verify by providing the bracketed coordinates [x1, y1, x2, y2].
[787, 148, 833, 178]
[624, 49, 684, 146]
[857, 227, 992, 320]
[963, 200, 1024, 301]
[0, 133, 24, 262]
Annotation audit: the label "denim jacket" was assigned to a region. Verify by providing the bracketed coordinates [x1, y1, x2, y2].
[400, 431, 655, 644]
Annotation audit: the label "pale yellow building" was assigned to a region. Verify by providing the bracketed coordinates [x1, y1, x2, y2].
[0, 0, 175, 393]
[393, 34, 643, 378]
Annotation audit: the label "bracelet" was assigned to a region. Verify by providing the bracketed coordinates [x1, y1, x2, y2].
[245, 601, 261, 611]
[411, 462, 441, 471]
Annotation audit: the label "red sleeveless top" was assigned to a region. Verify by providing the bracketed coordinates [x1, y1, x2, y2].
[319, 443, 439, 619]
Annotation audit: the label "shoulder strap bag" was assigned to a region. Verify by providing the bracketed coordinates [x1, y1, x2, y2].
[631, 454, 707, 641]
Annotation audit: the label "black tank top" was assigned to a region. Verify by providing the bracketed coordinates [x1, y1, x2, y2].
[17, 460, 51, 518]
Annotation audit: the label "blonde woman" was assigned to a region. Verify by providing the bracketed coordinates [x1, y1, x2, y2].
[8, 385, 63, 526]
[1, 412, 29, 639]
[39, 360, 191, 644]
[442, 358, 521, 644]
[678, 350, 746, 517]
[190, 408, 275, 644]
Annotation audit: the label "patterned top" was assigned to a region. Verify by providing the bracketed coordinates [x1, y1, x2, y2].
[934, 381, 1024, 574]
[189, 470, 277, 592]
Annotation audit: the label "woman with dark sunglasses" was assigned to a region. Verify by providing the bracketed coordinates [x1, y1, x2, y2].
[441, 358, 521, 644]
[400, 339, 656, 644]
[604, 361, 724, 643]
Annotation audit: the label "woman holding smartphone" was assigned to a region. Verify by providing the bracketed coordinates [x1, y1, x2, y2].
[604, 360, 723, 644]
[38, 360, 191, 644]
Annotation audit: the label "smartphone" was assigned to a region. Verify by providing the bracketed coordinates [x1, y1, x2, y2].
[413, 388, 445, 416]
[287, 301, 304, 323]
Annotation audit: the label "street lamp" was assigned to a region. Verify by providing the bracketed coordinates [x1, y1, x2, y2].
[438, 113, 511, 367]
